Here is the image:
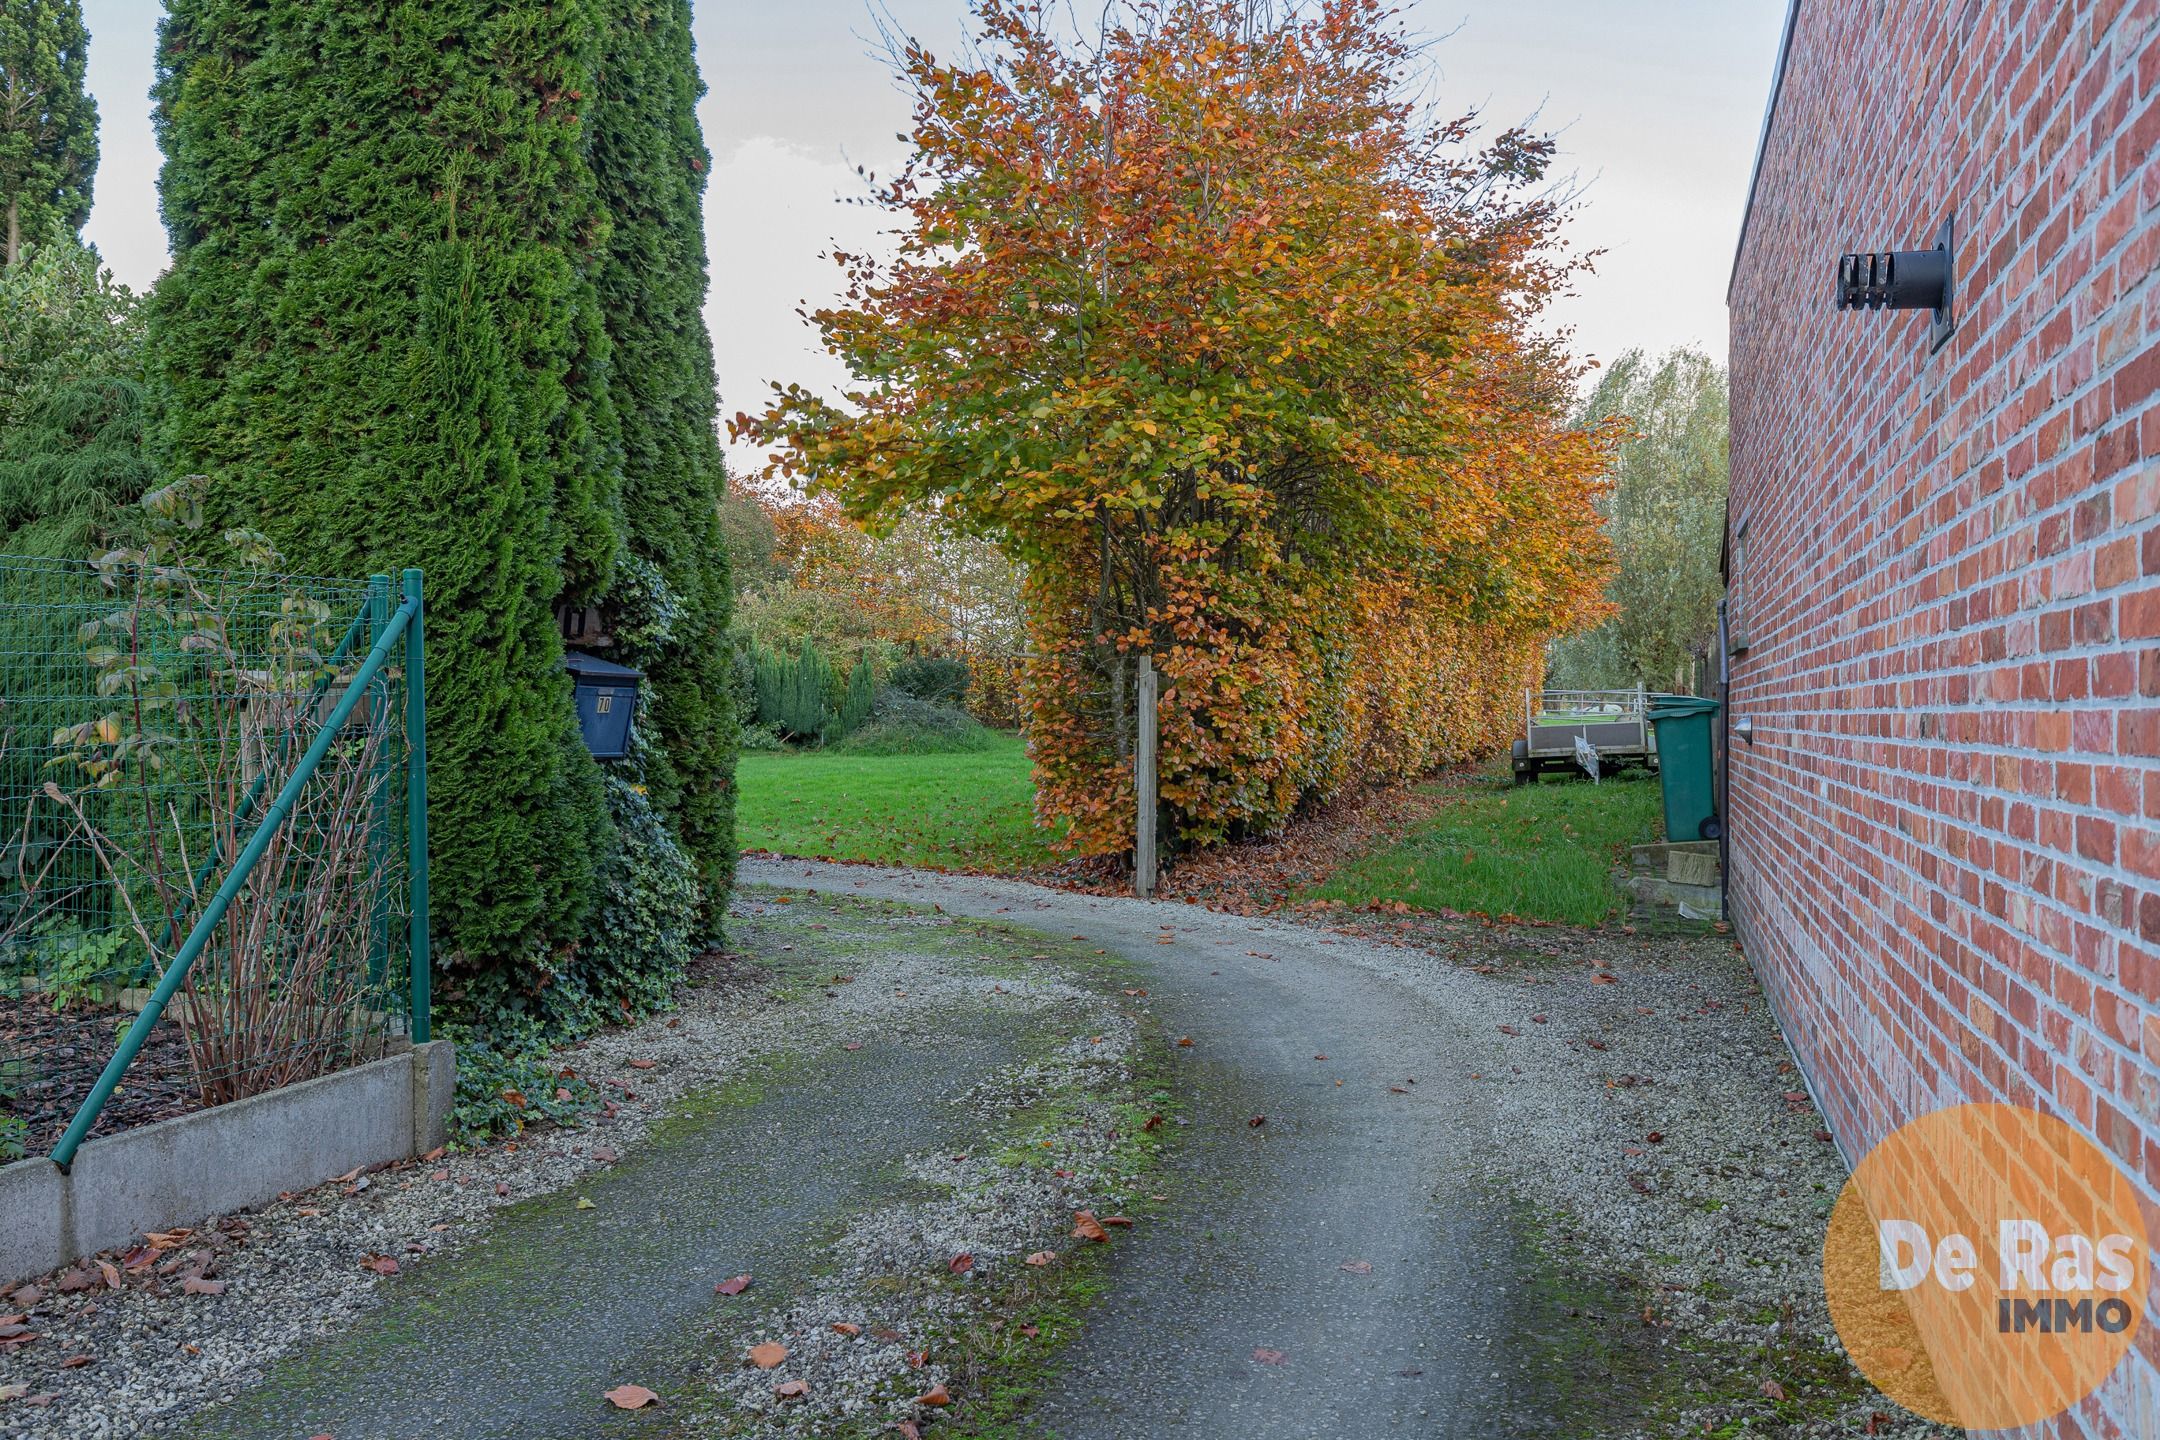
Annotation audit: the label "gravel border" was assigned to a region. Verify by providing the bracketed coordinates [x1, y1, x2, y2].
[690, 1004, 1154, 1435]
[1299, 909, 1964, 1438]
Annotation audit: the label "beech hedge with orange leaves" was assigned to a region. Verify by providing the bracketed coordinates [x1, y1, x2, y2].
[740, 0, 1614, 855]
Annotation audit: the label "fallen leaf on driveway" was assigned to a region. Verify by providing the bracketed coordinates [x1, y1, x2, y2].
[1584, 1039, 1608, 1051]
[181, 1277, 226, 1296]
[1248, 1115, 1266, 1128]
[1340, 1260, 1373, 1275]
[60, 1355, 92, 1369]
[1176, 1036, 1193, 1047]
[1142, 1113, 1163, 1131]
[1072, 1211, 1110, 1242]
[896, 1423, 921, 1440]
[1252, 1347, 1287, 1365]
[1758, 1379, 1787, 1401]
[832, 1322, 861, 1336]
[775, 1380, 809, 1400]
[97, 1261, 121, 1290]
[626, 1059, 658, 1071]
[948, 1252, 974, 1274]
[748, 1342, 788, 1369]
[1100, 1215, 1133, 1228]
[844, 1042, 864, 1051]
[361, 1255, 399, 1276]
[604, 1384, 659, 1409]
[0, 1385, 29, 1402]
[1025, 1251, 1055, 1266]
[714, 1274, 752, 1296]
[592, 1147, 618, 1164]
[1497, 1024, 1521, 1036]
[1591, 973, 1618, 985]
[1645, 1132, 1664, 1144]
[914, 1383, 951, 1406]
[576, 1197, 597, 1211]
[495, 1182, 510, 1197]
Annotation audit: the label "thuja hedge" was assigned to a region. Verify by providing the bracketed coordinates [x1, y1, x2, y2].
[590, 0, 737, 905]
[149, 0, 734, 984]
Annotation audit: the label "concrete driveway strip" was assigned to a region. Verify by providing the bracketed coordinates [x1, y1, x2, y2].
[739, 859, 1584, 1438]
[183, 1019, 1037, 1440]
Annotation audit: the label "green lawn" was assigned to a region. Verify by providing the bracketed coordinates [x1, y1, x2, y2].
[1305, 763, 1663, 925]
[735, 732, 1060, 872]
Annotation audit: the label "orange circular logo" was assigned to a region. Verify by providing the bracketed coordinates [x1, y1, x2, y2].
[1823, 1103, 2150, 1427]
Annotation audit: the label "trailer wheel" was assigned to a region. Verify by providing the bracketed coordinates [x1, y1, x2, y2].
[1698, 814, 1724, 841]
[1510, 739, 1534, 785]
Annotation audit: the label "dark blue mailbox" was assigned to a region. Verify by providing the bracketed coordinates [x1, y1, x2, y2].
[564, 650, 642, 759]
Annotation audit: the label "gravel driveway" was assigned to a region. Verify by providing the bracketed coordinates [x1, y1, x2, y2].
[5, 861, 1951, 1439]
[744, 858, 1957, 1439]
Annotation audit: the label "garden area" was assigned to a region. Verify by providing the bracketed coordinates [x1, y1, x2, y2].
[0, 1, 1798, 1435]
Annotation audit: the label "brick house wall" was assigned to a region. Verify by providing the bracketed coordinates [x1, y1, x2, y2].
[1725, 1, 2159, 1433]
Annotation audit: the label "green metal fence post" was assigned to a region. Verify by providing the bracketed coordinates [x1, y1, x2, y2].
[366, 575, 393, 995]
[403, 568, 430, 1044]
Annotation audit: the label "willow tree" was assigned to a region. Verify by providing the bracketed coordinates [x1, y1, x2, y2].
[1547, 348, 1729, 694]
[743, 0, 1613, 852]
[148, 0, 621, 970]
[0, 0, 98, 268]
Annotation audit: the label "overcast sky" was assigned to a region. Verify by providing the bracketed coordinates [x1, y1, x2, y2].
[78, 1, 1788, 468]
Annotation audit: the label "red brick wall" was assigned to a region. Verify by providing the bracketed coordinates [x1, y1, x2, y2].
[1726, 0, 2160, 1432]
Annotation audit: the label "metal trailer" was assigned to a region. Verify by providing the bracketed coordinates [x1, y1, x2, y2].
[1510, 686, 1658, 783]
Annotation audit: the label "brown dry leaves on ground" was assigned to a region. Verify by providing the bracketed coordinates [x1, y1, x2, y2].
[1038, 770, 1466, 914]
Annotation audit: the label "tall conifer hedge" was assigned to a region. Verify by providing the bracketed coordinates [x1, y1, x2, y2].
[590, 0, 736, 904]
[147, 0, 628, 970]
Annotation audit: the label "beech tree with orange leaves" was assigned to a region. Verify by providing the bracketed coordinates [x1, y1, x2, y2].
[740, 0, 1614, 856]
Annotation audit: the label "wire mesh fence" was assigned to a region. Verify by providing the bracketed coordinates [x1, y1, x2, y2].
[0, 555, 421, 1162]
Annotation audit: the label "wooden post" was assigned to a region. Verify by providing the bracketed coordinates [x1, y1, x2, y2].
[1134, 655, 1157, 898]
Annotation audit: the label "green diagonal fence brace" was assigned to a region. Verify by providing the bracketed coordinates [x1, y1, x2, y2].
[50, 571, 430, 1170]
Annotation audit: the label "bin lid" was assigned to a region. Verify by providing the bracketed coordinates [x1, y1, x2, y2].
[1647, 695, 1721, 720]
[563, 649, 643, 683]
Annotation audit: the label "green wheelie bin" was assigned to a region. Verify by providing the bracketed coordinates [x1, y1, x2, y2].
[1648, 695, 1722, 842]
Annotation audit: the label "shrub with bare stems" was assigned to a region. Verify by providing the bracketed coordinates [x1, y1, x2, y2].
[36, 483, 404, 1105]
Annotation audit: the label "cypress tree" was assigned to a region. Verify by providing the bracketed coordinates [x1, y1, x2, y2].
[589, 0, 736, 906]
[0, 237, 154, 557]
[0, 0, 97, 268]
[148, 0, 622, 968]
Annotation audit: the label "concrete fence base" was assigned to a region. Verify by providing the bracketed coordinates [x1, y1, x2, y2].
[0, 1040, 454, 1289]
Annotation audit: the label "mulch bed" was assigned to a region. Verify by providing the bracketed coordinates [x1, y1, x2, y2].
[1034, 766, 1475, 914]
[2, 997, 204, 1156]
